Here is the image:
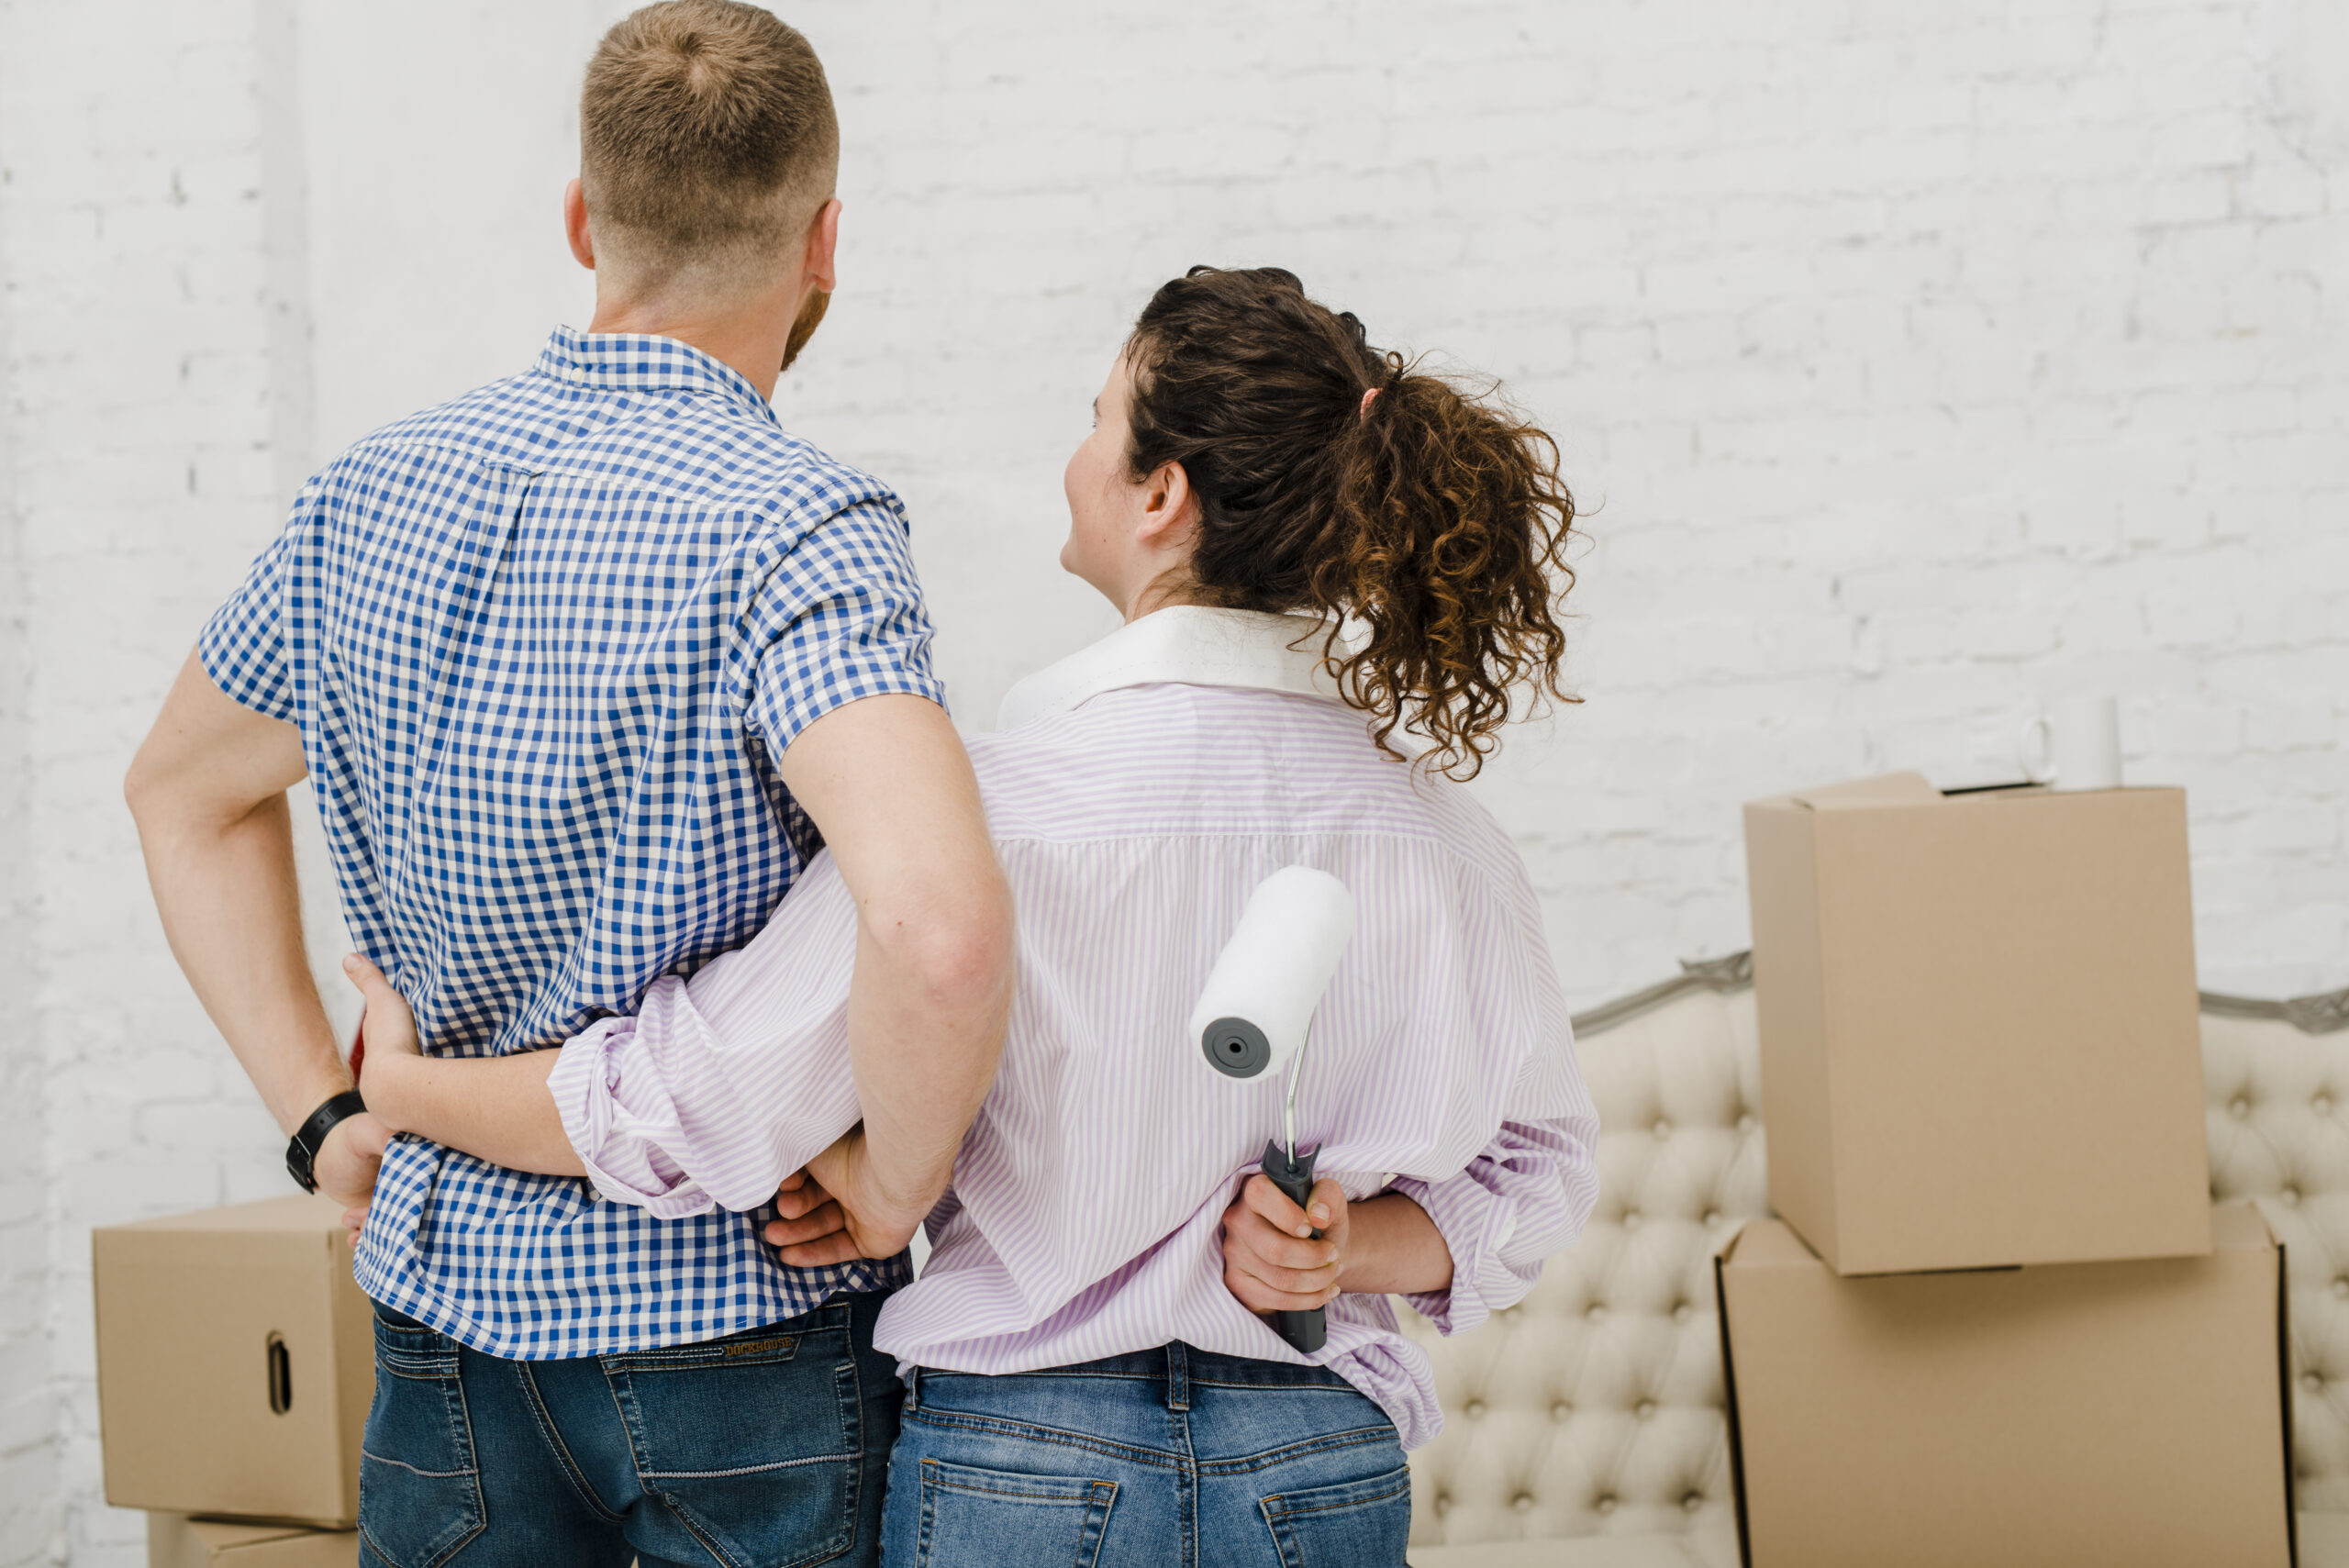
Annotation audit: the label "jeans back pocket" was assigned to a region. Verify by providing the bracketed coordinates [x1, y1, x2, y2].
[1258, 1463, 1412, 1568]
[913, 1458, 1118, 1568]
[360, 1310, 484, 1568]
[602, 1326, 862, 1568]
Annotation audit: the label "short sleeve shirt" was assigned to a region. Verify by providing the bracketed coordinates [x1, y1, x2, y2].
[200, 328, 941, 1356]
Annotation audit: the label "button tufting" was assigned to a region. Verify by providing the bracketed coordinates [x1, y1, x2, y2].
[1586, 1303, 1607, 1322]
[2283, 1187, 2302, 1207]
[1637, 1400, 1657, 1419]
[1683, 1493, 1705, 1514]
[1673, 1301, 1693, 1323]
[1622, 1210, 1642, 1230]
[1737, 1113, 1756, 1131]
[2318, 1095, 2334, 1115]
[1552, 1400, 1572, 1420]
[1465, 1399, 1486, 1418]
[2307, 1373, 2324, 1393]
[1653, 1118, 1672, 1139]
[2333, 1278, 2348, 1300]
[1596, 1496, 1618, 1516]
[1512, 1494, 1534, 1513]
[1435, 1494, 1453, 1517]
[2231, 1097, 2251, 1118]
[1702, 1209, 1720, 1226]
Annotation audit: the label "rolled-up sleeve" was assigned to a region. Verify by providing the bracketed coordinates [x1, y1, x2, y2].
[546, 853, 865, 1215]
[1390, 1106, 1600, 1335]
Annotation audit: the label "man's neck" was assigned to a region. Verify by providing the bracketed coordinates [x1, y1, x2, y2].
[588, 285, 797, 401]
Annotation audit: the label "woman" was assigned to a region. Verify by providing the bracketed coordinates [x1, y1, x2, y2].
[351, 265, 1598, 1568]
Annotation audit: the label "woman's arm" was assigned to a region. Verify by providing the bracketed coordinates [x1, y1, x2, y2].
[1386, 1114, 1598, 1332]
[1220, 1179, 1453, 1314]
[339, 849, 868, 1215]
[342, 956, 583, 1174]
[1218, 1111, 1598, 1324]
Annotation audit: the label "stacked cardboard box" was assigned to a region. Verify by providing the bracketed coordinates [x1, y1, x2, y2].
[93, 1195, 373, 1565]
[1728, 773, 2294, 1568]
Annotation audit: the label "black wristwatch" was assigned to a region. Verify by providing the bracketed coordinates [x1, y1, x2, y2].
[286, 1090, 369, 1193]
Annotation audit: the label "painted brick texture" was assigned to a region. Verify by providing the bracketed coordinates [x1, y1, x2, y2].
[4, 0, 2344, 1562]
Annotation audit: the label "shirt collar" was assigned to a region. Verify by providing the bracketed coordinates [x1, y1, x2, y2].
[536, 325, 778, 426]
[996, 606, 1348, 730]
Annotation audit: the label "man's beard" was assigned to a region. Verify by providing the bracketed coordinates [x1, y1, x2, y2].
[780, 288, 830, 376]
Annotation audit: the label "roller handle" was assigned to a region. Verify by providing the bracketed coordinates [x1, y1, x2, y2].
[1260, 1140, 1327, 1354]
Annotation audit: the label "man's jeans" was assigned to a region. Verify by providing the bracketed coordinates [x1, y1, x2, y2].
[882, 1343, 1410, 1568]
[358, 1292, 899, 1568]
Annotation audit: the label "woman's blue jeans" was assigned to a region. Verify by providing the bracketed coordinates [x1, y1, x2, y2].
[882, 1343, 1411, 1568]
[357, 1291, 899, 1568]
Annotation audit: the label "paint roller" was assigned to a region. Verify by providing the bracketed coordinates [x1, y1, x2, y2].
[1190, 865, 1357, 1353]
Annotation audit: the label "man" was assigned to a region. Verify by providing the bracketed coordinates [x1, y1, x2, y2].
[123, 6, 1012, 1564]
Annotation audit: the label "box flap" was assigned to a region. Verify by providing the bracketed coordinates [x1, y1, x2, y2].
[2212, 1200, 2277, 1252]
[1786, 772, 1942, 811]
[1720, 1218, 1820, 1269]
[106, 1195, 349, 1237]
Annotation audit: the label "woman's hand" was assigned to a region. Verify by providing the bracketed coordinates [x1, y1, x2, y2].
[1220, 1180, 1457, 1313]
[761, 1128, 925, 1267]
[1220, 1173, 1350, 1315]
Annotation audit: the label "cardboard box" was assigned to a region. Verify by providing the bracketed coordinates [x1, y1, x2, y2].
[96, 1195, 373, 1527]
[149, 1516, 358, 1568]
[1715, 1204, 2293, 1568]
[1742, 773, 2210, 1274]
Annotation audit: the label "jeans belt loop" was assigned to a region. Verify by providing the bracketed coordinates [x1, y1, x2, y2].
[1165, 1341, 1190, 1413]
[907, 1366, 921, 1412]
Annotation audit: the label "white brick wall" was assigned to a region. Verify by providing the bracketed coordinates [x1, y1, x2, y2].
[4, 0, 2345, 1561]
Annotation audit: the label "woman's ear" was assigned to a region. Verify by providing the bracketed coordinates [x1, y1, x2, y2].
[1134, 461, 1198, 551]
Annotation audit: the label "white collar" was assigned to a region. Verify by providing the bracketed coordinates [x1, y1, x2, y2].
[996, 606, 1348, 730]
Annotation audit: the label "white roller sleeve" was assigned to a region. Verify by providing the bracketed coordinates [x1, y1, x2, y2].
[1188, 866, 1358, 1078]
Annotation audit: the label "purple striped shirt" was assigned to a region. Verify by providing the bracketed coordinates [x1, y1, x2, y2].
[544, 608, 1600, 1450]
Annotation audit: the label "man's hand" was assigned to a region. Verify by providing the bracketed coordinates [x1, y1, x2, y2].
[761, 1129, 922, 1267]
[1221, 1173, 1350, 1315]
[314, 1112, 390, 1216]
[318, 951, 417, 1227]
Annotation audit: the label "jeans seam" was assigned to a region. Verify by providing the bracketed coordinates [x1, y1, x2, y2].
[899, 1407, 1185, 1473]
[1195, 1425, 1398, 1478]
[1264, 1474, 1413, 1516]
[513, 1360, 628, 1525]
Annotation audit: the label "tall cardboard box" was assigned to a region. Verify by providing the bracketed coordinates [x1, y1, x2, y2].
[1714, 1204, 2293, 1568]
[95, 1195, 374, 1527]
[1742, 773, 2210, 1274]
[149, 1516, 358, 1568]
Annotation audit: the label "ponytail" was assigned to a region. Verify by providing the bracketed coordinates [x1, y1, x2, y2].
[1123, 265, 1578, 779]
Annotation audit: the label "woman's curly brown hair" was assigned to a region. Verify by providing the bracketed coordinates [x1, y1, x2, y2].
[1123, 265, 1578, 779]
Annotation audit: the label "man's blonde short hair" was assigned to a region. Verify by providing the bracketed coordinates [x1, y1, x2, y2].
[580, 1, 838, 290]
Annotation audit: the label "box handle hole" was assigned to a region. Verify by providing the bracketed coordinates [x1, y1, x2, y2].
[266, 1331, 292, 1415]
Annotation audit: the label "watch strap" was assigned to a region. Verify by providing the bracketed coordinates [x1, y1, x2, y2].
[286, 1088, 368, 1193]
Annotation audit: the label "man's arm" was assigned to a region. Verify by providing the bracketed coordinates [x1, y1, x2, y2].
[774, 692, 1014, 1258]
[125, 651, 388, 1207]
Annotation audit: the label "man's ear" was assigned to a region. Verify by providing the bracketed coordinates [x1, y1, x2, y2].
[1134, 461, 1197, 550]
[803, 197, 842, 293]
[563, 179, 596, 271]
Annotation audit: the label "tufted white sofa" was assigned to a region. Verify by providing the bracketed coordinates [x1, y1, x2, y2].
[1397, 957, 2349, 1567]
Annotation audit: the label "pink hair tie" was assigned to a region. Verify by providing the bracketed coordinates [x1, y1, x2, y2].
[1358, 386, 1380, 419]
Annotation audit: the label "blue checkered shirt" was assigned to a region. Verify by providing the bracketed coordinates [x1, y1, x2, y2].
[200, 328, 937, 1357]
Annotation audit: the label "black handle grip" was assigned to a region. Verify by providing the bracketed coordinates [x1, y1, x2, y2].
[1260, 1140, 1326, 1353]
